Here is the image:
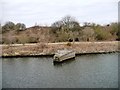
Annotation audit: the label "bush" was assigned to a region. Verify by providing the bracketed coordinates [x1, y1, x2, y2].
[17, 35, 30, 44]
[94, 27, 112, 40]
[56, 30, 69, 42]
[28, 37, 38, 43]
[66, 42, 72, 46]
[81, 27, 95, 41]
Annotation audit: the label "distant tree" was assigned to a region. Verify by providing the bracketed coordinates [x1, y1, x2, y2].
[15, 23, 26, 31]
[51, 15, 81, 32]
[62, 15, 75, 27]
[117, 23, 120, 40]
[0, 24, 2, 44]
[0, 23, 2, 34]
[2, 21, 15, 33]
[51, 20, 63, 33]
[61, 15, 81, 31]
[82, 27, 95, 41]
[52, 20, 63, 28]
[94, 26, 112, 41]
[83, 22, 91, 27]
[51, 15, 81, 42]
[110, 23, 118, 35]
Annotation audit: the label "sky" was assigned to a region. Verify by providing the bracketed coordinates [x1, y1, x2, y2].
[0, 0, 119, 27]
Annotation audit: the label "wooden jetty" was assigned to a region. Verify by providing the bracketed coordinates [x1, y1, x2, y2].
[53, 49, 75, 62]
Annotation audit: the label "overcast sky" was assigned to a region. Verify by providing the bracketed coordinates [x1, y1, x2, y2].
[0, 0, 119, 27]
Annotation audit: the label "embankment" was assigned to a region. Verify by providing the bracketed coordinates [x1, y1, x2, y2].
[1, 41, 119, 57]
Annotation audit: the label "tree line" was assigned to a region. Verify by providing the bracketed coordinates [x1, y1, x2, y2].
[0, 15, 119, 44]
[1, 21, 26, 33]
[51, 15, 119, 42]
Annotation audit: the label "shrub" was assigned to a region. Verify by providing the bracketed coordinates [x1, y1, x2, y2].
[81, 27, 95, 41]
[28, 37, 38, 43]
[94, 27, 112, 41]
[66, 42, 72, 46]
[17, 35, 29, 44]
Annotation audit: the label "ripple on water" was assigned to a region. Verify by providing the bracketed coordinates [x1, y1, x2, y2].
[2, 53, 118, 88]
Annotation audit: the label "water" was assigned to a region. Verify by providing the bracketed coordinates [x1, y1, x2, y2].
[2, 53, 118, 88]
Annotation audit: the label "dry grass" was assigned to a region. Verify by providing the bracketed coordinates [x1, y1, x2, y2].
[1, 41, 119, 56]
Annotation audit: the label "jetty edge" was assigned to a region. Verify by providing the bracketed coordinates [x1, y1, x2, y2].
[53, 49, 75, 62]
[1, 41, 119, 57]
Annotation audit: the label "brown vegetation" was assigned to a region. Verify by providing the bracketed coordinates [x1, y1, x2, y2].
[1, 16, 119, 44]
[1, 41, 119, 56]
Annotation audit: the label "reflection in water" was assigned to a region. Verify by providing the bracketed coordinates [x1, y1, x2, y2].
[2, 53, 118, 88]
[53, 58, 76, 67]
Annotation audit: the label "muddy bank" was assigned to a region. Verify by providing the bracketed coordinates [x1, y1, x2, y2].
[1, 41, 119, 57]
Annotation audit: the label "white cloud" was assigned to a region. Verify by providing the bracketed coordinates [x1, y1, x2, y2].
[1, 0, 119, 27]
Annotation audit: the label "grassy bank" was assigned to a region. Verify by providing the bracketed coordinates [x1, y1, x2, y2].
[1, 41, 119, 57]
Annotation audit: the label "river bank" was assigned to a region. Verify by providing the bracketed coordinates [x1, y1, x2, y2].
[1, 41, 119, 57]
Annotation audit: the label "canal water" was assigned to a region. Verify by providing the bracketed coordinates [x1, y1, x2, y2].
[2, 53, 118, 88]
